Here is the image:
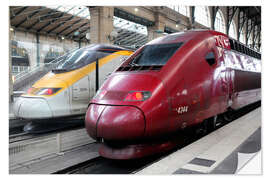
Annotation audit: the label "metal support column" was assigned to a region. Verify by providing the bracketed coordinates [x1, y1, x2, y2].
[79, 40, 81, 48]
[9, 25, 13, 102]
[211, 7, 219, 30]
[252, 26, 256, 49]
[237, 10, 241, 41]
[95, 58, 99, 92]
[245, 18, 248, 46]
[226, 7, 238, 35]
[189, 6, 195, 29]
[36, 33, 40, 66]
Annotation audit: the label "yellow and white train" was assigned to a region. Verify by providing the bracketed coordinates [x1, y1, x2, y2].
[13, 44, 133, 122]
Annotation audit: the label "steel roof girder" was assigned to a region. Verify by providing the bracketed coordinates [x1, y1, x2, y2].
[26, 8, 57, 30]
[15, 7, 44, 28]
[11, 6, 29, 20]
[48, 7, 89, 34]
[226, 7, 238, 34]
[56, 18, 84, 35]
[66, 22, 89, 37]
[211, 6, 219, 30]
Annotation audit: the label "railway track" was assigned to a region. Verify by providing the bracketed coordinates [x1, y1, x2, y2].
[54, 101, 261, 174]
[54, 151, 176, 174]
[9, 117, 85, 143]
[9, 124, 85, 143]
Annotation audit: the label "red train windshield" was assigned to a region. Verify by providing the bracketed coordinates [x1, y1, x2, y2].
[130, 42, 183, 66]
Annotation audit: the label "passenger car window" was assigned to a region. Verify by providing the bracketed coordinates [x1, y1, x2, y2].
[205, 52, 216, 66]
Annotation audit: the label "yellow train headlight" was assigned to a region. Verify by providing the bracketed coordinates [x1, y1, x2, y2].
[27, 87, 61, 95]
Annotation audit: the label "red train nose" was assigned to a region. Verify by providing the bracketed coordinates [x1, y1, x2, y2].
[85, 104, 145, 141]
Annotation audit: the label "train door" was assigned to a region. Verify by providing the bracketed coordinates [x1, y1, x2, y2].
[223, 50, 235, 107]
[70, 75, 90, 115]
[88, 54, 128, 100]
[225, 67, 233, 107]
[98, 55, 126, 86]
[169, 78, 190, 130]
[219, 62, 230, 109]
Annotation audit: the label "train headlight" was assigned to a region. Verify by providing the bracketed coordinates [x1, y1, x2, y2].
[124, 91, 151, 101]
[36, 88, 62, 95]
[27, 87, 40, 95]
[27, 87, 61, 95]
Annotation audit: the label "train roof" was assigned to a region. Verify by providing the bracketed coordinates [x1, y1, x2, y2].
[147, 29, 229, 45]
[82, 44, 133, 52]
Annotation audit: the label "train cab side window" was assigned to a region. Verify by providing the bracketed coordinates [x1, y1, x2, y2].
[205, 52, 216, 66]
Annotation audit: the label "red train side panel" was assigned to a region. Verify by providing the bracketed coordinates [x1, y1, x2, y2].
[85, 30, 261, 159]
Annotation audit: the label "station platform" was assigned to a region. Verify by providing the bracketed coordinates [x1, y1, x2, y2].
[137, 107, 261, 174]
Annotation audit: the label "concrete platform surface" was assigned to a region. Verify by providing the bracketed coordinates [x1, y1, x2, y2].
[137, 107, 261, 174]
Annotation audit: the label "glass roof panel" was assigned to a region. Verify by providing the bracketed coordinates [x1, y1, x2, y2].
[46, 6, 90, 19]
[167, 5, 190, 17]
[113, 16, 147, 35]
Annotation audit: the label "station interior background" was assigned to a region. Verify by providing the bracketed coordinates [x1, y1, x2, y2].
[9, 6, 261, 86]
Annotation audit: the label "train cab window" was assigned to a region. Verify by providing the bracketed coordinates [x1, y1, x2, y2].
[205, 52, 216, 66]
[54, 49, 108, 72]
[130, 42, 183, 66]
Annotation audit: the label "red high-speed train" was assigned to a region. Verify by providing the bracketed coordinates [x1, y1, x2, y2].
[85, 30, 261, 159]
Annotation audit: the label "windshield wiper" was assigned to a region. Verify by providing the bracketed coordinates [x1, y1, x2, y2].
[52, 68, 69, 73]
[129, 62, 139, 66]
[129, 52, 143, 66]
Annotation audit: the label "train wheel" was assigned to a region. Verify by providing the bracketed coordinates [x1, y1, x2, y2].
[223, 111, 234, 122]
[207, 115, 221, 132]
[195, 120, 208, 136]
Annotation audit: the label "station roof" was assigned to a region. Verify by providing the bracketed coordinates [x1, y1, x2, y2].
[9, 6, 261, 48]
[10, 6, 90, 42]
[238, 6, 261, 27]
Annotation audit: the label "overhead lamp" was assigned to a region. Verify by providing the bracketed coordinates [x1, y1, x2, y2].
[176, 20, 181, 28]
[134, 8, 138, 12]
[107, 30, 118, 41]
[61, 36, 65, 40]
[86, 32, 90, 40]
[155, 30, 163, 33]
[10, 27, 14, 31]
